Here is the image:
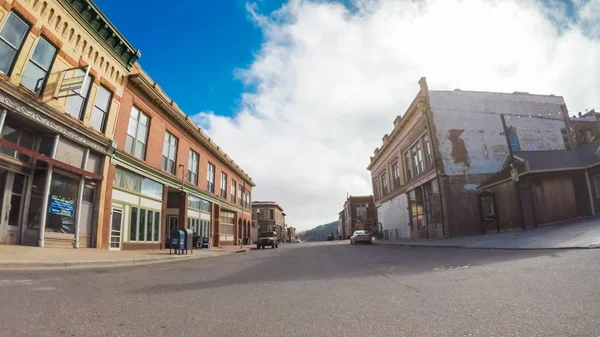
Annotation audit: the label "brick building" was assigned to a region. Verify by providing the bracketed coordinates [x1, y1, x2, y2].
[342, 195, 377, 239]
[252, 201, 286, 242]
[102, 67, 254, 250]
[369, 77, 573, 240]
[0, 0, 138, 247]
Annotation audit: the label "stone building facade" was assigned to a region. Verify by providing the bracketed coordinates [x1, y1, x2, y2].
[369, 78, 573, 240]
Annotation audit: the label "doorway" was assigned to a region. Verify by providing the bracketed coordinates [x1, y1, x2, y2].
[0, 170, 26, 244]
[165, 215, 178, 248]
[109, 208, 123, 251]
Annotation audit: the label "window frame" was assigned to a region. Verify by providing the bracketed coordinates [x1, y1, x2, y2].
[231, 180, 237, 204]
[125, 106, 150, 160]
[128, 206, 161, 243]
[20, 35, 58, 96]
[391, 161, 400, 190]
[0, 11, 31, 76]
[64, 68, 94, 120]
[411, 142, 424, 176]
[380, 171, 388, 196]
[206, 162, 215, 193]
[404, 151, 412, 181]
[508, 128, 520, 153]
[90, 85, 112, 133]
[220, 172, 227, 199]
[187, 150, 199, 185]
[161, 131, 178, 175]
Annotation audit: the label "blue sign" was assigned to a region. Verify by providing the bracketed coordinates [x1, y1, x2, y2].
[49, 195, 74, 217]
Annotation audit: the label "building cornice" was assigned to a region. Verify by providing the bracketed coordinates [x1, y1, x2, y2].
[128, 72, 255, 187]
[57, 0, 140, 70]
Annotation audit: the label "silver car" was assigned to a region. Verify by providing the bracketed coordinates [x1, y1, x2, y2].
[350, 230, 372, 245]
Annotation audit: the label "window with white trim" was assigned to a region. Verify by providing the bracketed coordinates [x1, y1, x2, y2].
[220, 172, 227, 199]
[20, 36, 57, 95]
[0, 12, 29, 75]
[129, 207, 160, 243]
[162, 131, 178, 174]
[231, 180, 237, 204]
[65, 68, 93, 120]
[207, 162, 215, 193]
[90, 85, 112, 132]
[125, 106, 149, 160]
[188, 150, 199, 185]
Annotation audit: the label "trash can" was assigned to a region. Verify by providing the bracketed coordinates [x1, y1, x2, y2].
[193, 235, 202, 249]
[170, 229, 185, 254]
[201, 236, 210, 249]
[183, 228, 193, 254]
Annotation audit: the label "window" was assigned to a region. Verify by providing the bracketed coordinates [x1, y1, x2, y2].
[411, 142, 424, 176]
[0, 123, 35, 161]
[65, 69, 93, 119]
[270, 209, 274, 220]
[187, 150, 199, 185]
[20, 36, 57, 95]
[45, 173, 79, 234]
[0, 12, 29, 75]
[391, 161, 400, 190]
[246, 192, 250, 208]
[206, 163, 215, 193]
[404, 151, 412, 181]
[239, 191, 244, 207]
[561, 128, 571, 150]
[380, 172, 388, 196]
[220, 172, 227, 199]
[231, 180, 237, 204]
[90, 85, 112, 132]
[125, 106, 149, 159]
[188, 217, 200, 235]
[220, 211, 235, 235]
[188, 195, 211, 213]
[423, 134, 433, 168]
[373, 180, 380, 200]
[356, 205, 367, 219]
[162, 132, 178, 174]
[129, 206, 160, 242]
[114, 167, 163, 200]
[508, 128, 520, 152]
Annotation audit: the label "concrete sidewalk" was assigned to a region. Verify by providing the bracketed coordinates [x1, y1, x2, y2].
[0, 245, 232, 269]
[375, 217, 600, 250]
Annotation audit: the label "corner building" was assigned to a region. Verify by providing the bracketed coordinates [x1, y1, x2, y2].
[103, 66, 254, 250]
[0, 0, 138, 247]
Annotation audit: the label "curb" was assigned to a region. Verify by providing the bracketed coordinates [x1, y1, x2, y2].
[372, 242, 600, 251]
[0, 252, 227, 270]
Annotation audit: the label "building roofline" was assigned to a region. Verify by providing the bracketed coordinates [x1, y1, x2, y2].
[430, 89, 563, 99]
[128, 71, 255, 187]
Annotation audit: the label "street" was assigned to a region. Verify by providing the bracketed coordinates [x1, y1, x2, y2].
[1, 243, 599, 337]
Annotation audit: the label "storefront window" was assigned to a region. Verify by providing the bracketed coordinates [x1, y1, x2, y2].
[46, 173, 79, 234]
[0, 124, 35, 162]
[129, 206, 160, 243]
[114, 167, 162, 200]
[27, 167, 46, 230]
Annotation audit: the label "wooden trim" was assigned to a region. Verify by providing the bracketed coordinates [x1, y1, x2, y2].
[100, 77, 116, 93]
[41, 26, 64, 49]
[0, 138, 103, 180]
[30, 26, 41, 36]
[11, 1, 37, 26]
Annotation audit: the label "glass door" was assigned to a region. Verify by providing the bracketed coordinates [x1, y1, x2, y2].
[109, 208, 123, 251]
[166, 216, 178, 248]
[0, 171, 25, 244]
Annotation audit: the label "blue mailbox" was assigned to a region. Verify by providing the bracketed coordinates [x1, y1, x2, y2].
[170, 229, 185, 254]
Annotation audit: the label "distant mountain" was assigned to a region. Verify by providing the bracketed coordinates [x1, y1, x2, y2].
[300, 220, 339, 242]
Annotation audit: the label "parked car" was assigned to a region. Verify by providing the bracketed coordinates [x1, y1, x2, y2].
[293, 238, 303, 243]
[350, 230, 372, 245]
[327, 234, 334, 241]
[257, 231, 279, 249]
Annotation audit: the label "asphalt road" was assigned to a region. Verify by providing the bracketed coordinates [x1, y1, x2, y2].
[1, 242, 599, 337]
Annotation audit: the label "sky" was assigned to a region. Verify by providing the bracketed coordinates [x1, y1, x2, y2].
[96, 0, 600, 231]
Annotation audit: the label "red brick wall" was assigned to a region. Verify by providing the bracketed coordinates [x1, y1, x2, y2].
[100, 164, 116, 249]
[115, 84, 252, 205]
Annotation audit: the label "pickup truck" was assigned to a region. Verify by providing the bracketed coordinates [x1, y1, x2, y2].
[257, 231, 279, 249]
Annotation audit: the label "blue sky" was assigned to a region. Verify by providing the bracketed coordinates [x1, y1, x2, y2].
[95, 0, 287, 116]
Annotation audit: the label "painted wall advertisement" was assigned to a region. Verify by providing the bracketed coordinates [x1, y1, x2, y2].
[49, 195, 75, 217]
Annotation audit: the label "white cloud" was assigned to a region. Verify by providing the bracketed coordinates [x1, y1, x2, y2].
[193, 0, 600, 231]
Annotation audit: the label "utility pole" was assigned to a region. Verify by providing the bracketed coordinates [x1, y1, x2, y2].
[500, 114, 526, 230]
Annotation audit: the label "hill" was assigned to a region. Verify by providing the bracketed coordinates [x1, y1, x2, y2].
[300, 220, 339, 242]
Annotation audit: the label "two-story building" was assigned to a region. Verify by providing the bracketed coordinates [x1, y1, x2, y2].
[252, 201, 286, 241]
[102, 66, 254, 250]
[0, 0, 138, 247]
[369, 77, 573, 240]
[342, 195, 377, 238]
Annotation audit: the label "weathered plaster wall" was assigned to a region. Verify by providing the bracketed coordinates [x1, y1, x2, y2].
[429, 90, 568, 176]
[378, 192, 410, 239]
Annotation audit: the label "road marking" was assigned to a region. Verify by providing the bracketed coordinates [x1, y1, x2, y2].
[31, 287, 56, 291]
[434, 265, 470, 272]
[388, 265, 396, 271]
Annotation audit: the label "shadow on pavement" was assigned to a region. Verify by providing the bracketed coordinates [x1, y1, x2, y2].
[132, 243, 564, 294]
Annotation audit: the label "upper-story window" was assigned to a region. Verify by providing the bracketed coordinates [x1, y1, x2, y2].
[231, 180, 237, 204]
[65, 69, 93, 119]
[162, 131, 178, 174]
[423, 134, 433, 169]
[90, 85, 112, 132]
[380, 171, 388, 196]
[188, 150, 199, 185]
[0, 123, 35, 162]
[404, 151, 412, 181]
[391, 161, 400, 190]
[206, 162, 215, 193]
[373, 180, 380, 200]
[220, 172, 227, 199]
[239, 191, 243, 206]
[270, 209, 274, 220]
[125, 106, 149, 160]
[508, 127, 520, 152]
[0, 12, 29, 75]
[20, 36, 57, 95]
[411, 142, 424, 176]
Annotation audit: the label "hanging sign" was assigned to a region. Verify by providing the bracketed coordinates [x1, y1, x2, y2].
[510, 168, 519, 182]
[49, 195, 75, 217]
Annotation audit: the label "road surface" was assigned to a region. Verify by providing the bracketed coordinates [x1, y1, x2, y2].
[1, 242, 599, 336]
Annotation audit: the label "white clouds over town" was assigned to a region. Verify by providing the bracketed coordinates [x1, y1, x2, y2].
[193, 0, 600, 231]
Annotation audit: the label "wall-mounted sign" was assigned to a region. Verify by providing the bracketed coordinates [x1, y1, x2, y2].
[510, 168, 519, 182]
[49, 195, 75, 217]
